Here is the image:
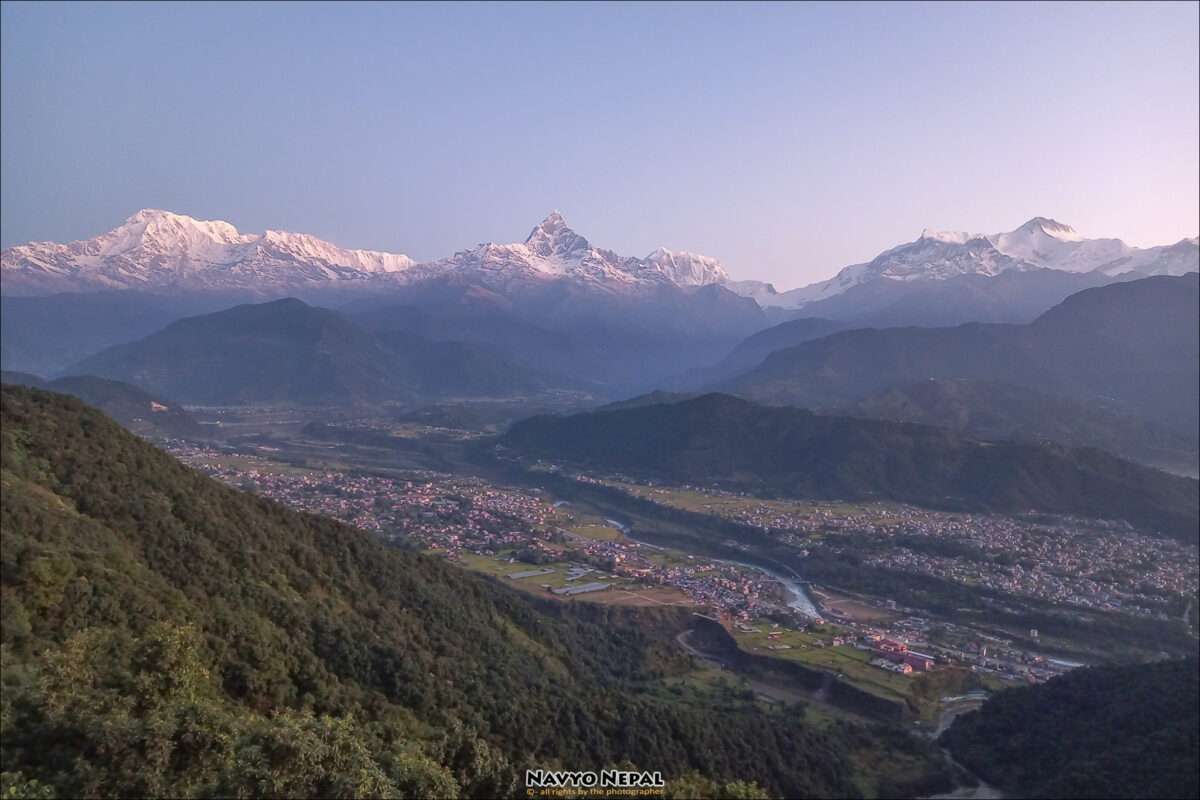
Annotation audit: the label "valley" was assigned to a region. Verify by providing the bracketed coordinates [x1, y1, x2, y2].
[4, 5, 1198, 796]
[142, 401, 1198, 734]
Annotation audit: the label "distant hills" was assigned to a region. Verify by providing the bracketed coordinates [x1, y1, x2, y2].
[843, 379, 1198, 476]
[0, 291, 230, 375]
[720, 274, 1200, 439]
[671, 317, 849, 386]
[503, 393, 1200, 542]
[940, 658, 1199, 799]
[5, 211, 1196, 393]
[0, 370, 204, 438]
[70, 298, 562, 405]
[789, 267, 1131, 328]
[0, 384, 953, 798]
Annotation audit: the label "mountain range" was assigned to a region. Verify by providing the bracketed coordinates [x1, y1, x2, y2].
[764, 217, 1199, 308]
[4, 210, 1195, 310]
[0, 209, 729, 297]
[718, 274, 1200, 441]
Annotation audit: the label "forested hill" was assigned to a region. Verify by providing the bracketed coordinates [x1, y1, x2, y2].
[0, 372, 206, 439]
[69, 298, 558, 405]
[0, 386, 950, 798]
[503, 393, 1200, 543]
[940, 658, 1199, 799]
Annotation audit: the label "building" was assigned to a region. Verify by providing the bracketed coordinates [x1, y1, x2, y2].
[904, 651, 936, 671]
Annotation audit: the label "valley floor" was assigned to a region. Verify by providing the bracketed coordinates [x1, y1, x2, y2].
[155, 405, 1198, 732]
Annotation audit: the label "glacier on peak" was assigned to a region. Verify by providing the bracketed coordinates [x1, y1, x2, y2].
[0, 209, 416, 293]
[758, 217, 1199, 309]
[3, 209, 1195, 305]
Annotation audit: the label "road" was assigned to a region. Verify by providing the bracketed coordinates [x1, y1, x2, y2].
[675, 629, 1005, 799]
[926, 705, 1004, 799]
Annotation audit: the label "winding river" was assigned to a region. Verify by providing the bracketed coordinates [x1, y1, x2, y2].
[713, 556, 822, 618]
[615, 521, 822, 618]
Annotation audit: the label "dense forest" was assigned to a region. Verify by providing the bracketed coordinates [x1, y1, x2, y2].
[0, 386, 952, 798]
[940, 658, 1199, 798]
[0, 371, 206, 439]
[503, 393, 1200, 542]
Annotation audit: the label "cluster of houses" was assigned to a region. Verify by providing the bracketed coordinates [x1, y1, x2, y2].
[867, 636, 936, 674]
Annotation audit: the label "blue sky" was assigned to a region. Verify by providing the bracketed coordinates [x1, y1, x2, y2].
[2, 1, 1197, 288]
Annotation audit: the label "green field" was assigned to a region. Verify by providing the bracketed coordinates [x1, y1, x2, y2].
[567, 523, 625, 541]
[451, 551, 621, 591]
[613, 482, 903, 523]
[733, 627, 914, 704]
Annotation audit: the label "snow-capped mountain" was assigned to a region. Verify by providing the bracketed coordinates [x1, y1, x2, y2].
[1, 209, 730, 296]
[0, 209, 416, 294]
[405, 211, 730, 294]
[4, 210, 1194, 308]
[638, 248, 729, 286]
[758, 217, 1200, 309]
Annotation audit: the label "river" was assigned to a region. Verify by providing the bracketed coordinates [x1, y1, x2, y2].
[714, 556, 823, 619]
[617, 524, 822, 618]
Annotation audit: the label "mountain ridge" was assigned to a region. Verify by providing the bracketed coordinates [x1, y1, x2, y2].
[2, 209, 732, 297]
[720, 274, 1200, 438]
[69, 297, 565, 405]
[502, 392, 1200, 543]
[4, 210, 1194, 307]
[771, 217, 1198, 309]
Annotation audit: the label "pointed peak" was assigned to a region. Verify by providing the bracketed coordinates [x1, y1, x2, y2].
[526, 210, 570, 237]
[524, 210, 589, 256]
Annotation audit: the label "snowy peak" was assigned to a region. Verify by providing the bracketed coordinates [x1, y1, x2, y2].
[100, 209, 252, 260]
[8, 208, 1192, 304]
[919, 228, 978, 245]
[988, 218, 1121, 272]
[419, 213, 732, 294]
[0, 206, 734, 297]
[523, 211, 590, 258]
[255, 230, 413, 273]
[1, 210, 415, 293]
[761, 216, 1199, 310]
[1014, 216, 1082, 242]
[641, 248, 730, 286]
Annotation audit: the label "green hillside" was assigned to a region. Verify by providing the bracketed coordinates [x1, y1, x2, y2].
[0, 386, 950, 798]
[721, 274, 1200, 438]
[940, 658, 1199, 799]
[503, 393, 1200, 543]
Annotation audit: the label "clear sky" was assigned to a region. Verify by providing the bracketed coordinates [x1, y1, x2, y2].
[2, 1, 1197, 289]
